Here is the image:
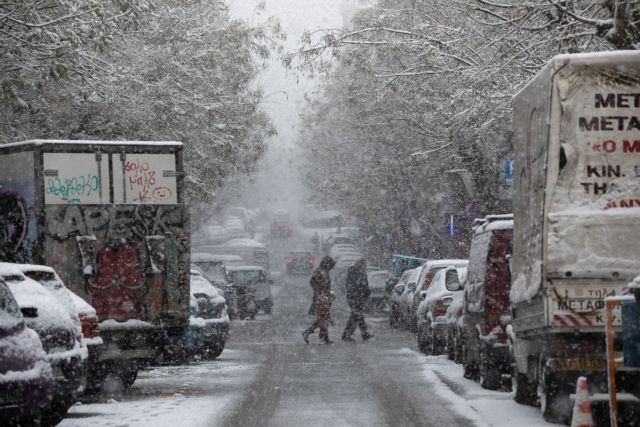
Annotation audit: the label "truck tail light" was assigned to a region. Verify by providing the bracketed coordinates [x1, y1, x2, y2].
[79, 313, 100, 339]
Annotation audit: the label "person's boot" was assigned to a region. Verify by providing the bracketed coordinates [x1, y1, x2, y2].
[302, 329, 310, 344]
[362, 333, 374, 341]
[342, 335, 356, 342]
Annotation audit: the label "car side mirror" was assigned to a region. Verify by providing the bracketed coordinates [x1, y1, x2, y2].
[21, 307, 38, 318]
[445, 268, 461, 292]
[420, 291, 427, 301]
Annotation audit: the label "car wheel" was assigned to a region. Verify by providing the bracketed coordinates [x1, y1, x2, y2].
[263, 300, 273, 315]
[446, 329, 455, 360]
[40, 396, 74, 427]
[204, 342, 225, 360]
[479, 347, 501, 390]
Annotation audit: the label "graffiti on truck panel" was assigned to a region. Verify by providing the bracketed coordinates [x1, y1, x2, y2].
[47, 205, 187, 242]
[46, 204, 189, 320]
[125, 158, 173, 203]
[45, 174, 99, 202]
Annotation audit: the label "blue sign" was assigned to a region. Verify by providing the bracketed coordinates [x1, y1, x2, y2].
[505, 157, 514, 186]
[449, 215, 455, 236]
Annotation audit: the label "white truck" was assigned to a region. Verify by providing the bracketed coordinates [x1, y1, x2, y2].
[0, 140, 191, 390]
[510, 52, 640, 423]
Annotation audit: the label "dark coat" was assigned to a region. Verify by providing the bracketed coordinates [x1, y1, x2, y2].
[345, 265, 370, 309]
[310, 256, 335, 295]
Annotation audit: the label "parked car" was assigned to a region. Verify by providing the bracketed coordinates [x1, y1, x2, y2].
[226, 266, 273, 314]
[407, 259, 469, 332]
[0, 278, 54, 425]
[416, 266, 468, 355]
[367, 270, 391, 311]
[461, 216, 514, 391]
[164, 270, 229, 363]
[14, 264, 103, 391]
[190, 253, 241, 319]
[390, 268, 421, 328]
[1, 264, 87, 425]
[285, 250, 316, 275]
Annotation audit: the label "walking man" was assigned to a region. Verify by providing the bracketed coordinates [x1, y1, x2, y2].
[342, 258, 374, 342]
[302, 256, 335, 344]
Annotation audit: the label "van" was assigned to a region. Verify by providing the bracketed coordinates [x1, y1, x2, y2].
[461, 214, 513, 390]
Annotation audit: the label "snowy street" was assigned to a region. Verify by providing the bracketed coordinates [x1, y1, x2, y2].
[60, 232, 553, 427]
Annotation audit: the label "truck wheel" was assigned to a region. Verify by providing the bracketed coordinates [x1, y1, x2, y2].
[479, 348, 501, 390]
[539, 369, 571, 424]
[513, 370, 537, 406]
[120, 368, 138, 389]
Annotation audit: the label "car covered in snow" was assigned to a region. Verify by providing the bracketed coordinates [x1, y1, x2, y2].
[389, 267, 421, 328]
[366, 269, 391, 311]
[416, 266, 468, 355]
[12, 264, 103, 390]
[164, 270, 229, 363]
[226, 265, 273, 314]
[0, 278, 54, 424]
[1, 264, 87, 425]
[407, 259, 469, 332]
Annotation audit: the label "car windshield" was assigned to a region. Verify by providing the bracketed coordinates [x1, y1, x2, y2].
[0, 280, 23, 328]
[195, 261, 228, 285]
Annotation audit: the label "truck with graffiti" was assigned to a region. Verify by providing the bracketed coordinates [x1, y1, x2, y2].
[0, 139, 190, 389]
[509, 52, 640, 423]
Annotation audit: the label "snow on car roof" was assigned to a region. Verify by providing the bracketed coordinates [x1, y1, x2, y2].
[3, 139, 182, 149]
[0, 264, 74, 332]
[220, 239, 266, 248]
[426, 259, 469, 267]
[12, 264, 56, 274]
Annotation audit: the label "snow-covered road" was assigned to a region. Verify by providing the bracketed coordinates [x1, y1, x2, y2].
[60, 273, 556, 427]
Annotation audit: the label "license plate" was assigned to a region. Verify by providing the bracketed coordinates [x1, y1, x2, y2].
[0, 389, 24, 405]
[551, 357, 606, 372]
[52, 365, 65, 379]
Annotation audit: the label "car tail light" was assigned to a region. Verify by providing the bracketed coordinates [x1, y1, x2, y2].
[423, 270, 432, 287]
[457, 306, 464, 317]
[79, 313, 100, 339]
[286, 258, 294, 264]
[434, 300, 448, 317]
[308, 259, 315, 265]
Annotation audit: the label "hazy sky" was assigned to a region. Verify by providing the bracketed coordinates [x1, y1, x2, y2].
[226, 0, 356, 211]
